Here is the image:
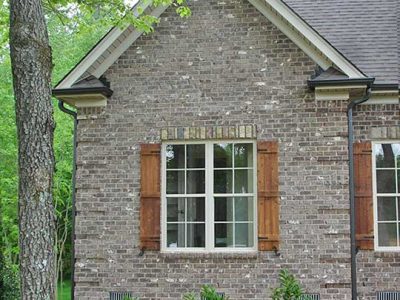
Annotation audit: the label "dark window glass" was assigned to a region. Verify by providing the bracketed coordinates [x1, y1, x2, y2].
[187, 144, 205, 168]
[166, 145, 185, 169]
[214, 143, 232, 168]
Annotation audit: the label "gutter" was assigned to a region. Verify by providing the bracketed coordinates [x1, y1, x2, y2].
[57, 100, 77, 300]
[308, 77, 375, 89]
[53, 86, 113, 97]
[347, 88, 372, 300]
[371, 83, 399, 91]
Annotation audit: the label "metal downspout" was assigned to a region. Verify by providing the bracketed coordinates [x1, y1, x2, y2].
[347, 88, 371, 300]
[58, 100, 77, 300]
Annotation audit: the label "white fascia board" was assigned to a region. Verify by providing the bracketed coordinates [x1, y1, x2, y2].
[56, 0, 153, 89]
[249, 0, 365, 79]
[363, 89, 400, 105]
[92, 4, 169, 78]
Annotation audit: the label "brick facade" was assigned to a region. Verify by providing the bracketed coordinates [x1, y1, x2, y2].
[73, 0, 400, 299]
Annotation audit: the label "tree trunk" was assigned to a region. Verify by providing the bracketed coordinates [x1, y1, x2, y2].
[9, 0, 56, 299]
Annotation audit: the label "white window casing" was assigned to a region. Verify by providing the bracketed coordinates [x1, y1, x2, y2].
[161, 140, 257, 253]
[372, 141, 400, 252]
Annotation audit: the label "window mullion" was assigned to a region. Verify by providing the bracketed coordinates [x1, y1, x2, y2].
[205, 142, 214, 251]
[396, 153, 399, 247]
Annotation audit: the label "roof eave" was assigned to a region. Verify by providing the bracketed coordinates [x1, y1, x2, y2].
[308, 78, 375, 90]
[52, 86, 113, 98]
[371, 83, 399, 91]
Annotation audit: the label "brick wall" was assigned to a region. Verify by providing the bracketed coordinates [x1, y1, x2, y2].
[73, 0, 400, 299]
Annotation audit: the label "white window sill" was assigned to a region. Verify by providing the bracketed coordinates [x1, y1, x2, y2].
[159, 250, 259, 259]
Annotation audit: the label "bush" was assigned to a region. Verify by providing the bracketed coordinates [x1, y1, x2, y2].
[183, 285, 228, 300]
[272, 269, 308, 300]
[0, 259, 20, 300]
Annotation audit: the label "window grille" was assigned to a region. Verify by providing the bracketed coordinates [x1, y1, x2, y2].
[109, 291, 133, 300]
[377, 291, 400, 300]
[301, 294, 320, 300]
[200, 292, 225, 299]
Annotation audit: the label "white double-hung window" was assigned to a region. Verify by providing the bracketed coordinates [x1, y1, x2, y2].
[161, 141, 257, 252]
[373, 142, 400, 251]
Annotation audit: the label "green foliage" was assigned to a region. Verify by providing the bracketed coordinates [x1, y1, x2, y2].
[183, 285, 229, 300]
[57, 280, 71, 300]
[0, 4, 109, 294]
[122, 296, 139, 300]
[0, 257, 20, 300]
[0, 0, 191, 297]
[271, 269, 308, 300]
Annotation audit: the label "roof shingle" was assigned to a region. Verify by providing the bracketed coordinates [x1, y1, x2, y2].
[283, 0, 399, 85]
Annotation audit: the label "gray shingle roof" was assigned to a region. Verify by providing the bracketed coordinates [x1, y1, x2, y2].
[283, 0, 399, 85]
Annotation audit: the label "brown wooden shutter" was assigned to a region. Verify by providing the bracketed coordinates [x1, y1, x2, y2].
[140, 144, 161, 250]
[257, 141, 280, 251]
[354, 141, 374, 250]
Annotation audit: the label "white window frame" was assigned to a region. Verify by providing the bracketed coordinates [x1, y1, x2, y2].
[372, 140, 400, 252]
[161, 140, 258, 253]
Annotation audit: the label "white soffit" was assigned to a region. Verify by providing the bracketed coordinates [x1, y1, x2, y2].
[363, 89, 400, 105]
[248, 0, 366, 79]
[56, 1, 169, 89]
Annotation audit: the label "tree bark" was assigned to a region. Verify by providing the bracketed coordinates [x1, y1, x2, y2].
[9, 0, 56, 299]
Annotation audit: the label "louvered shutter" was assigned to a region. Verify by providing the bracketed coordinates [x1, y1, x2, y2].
[354, 141, 374, 250]
[257, 141, 280, 251]
[140, 144, 161, 250]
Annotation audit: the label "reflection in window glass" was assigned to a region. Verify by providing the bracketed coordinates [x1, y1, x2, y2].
[165, 142, 255, 250]
[214, 143, 232, 168]
[235, 143, 253, 167]
[187, 224, 205, 247]
[166, 171, 185, 194]
[166, 145, 185, 169]
[215, 223, 234, 247]
[166, 197, 205, 248]
[187, 144, 205, 168]
[374, 143, 400, 249]
[187, 170, 205, 194]
[375, 144, 397, 168]
[214, 170, 233, 193]
[234, 169, 253, 193]
[214, 197, 233, 222]
[376, 170, 396, 193]
[378, 223, 397, 247]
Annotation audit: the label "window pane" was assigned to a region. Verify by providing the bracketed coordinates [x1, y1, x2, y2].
[376, 170, 396, 193]
[187, 224, 205, 247]
[214, 197, 233, 221]
[375, 144, 397, 168]
[215, 223, 234, 247]
[234, 169, 253, 193]
[167, 198, 185, 222]
[166, 171, 185, 194]
[187, 170, 205, 194]
[235, 223, 253, 247]
[214, 143, 233, 168]
[377, 197, 397, 221]
[187, 144, 205, 168]
[235, 197, 253, 222]
[235, 143, 253, 167]
[214, 170, 233, 193]
[398, 171, 400, 193]
[398, 198, 400, 220]
[166, 145, 185, 169]
[187, 198, 205, 222]
[167, 223, 185, 248]
[378, 223, 397, 247]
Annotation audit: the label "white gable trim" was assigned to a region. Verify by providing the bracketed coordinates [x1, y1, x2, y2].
[249, 0, 366, 79]
[56, 0, 160, 89]
[92, 4, 168, 79]
[56, 0, 367, 90]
